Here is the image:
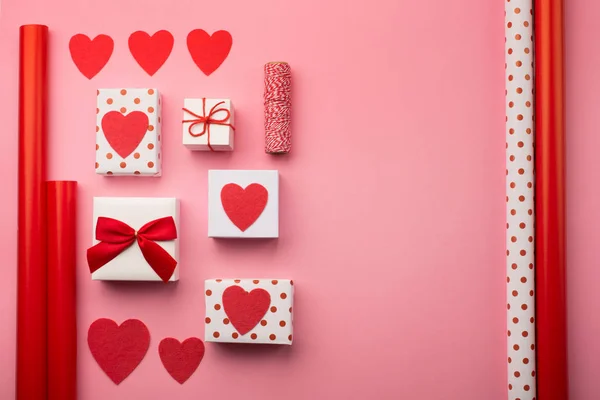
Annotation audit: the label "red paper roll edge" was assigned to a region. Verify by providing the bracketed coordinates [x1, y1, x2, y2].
[47, 181, 77, 400]
[534, 0, 568, 399]
[17, 24, 48, 400]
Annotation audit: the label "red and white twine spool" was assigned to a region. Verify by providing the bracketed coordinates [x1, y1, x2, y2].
[264, 62, 291, 154]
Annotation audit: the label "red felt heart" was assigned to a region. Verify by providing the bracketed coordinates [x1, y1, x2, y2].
[88, 318, 150, 385]
[186, 29, 232, 76]
[69, 34, 114, 79]
[128, 30, 174, 76]
[159, 337, 205, 384]
[220, 183, 268, 232]
[101, 111, 149, 159]
[222, 286, 271, 335]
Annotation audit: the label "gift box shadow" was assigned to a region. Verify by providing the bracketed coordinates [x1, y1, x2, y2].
[100, 280, 180, 296]
[211, 237, 279, 254]
[208, 341, 294, 358]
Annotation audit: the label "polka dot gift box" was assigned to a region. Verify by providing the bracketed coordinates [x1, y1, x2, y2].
[204, 279, 293, 345]
[96, 88, 162, 176]
[86, 197, 179, 282]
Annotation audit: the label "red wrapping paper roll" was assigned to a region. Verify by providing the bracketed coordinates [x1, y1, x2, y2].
[534, 0, 568, 399]
[17, 24, 48, 400]
[47, 181, 77, 400]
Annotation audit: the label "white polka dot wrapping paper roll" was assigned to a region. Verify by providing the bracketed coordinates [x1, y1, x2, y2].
[505, 1, 536, 399]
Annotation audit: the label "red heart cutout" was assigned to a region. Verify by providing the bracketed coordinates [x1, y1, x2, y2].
[69, 34, 114, 79]
[222, 286, 271, 335]
[187, 29, 232, 76]
[221, 183, 268, 232]
[88, 319, 150, 384]
[101, 111, 149, 159]
[129, 30, 174, 76]
[159, 337, 205, 384]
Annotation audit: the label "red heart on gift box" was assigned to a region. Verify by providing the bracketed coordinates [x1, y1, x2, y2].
[187, 29, 232, 76]
[159, 337, 205, 384]
[88, 318, 150, 385]
[129, 30, 174, 76]
[220, 183, 268, 232]
[223, 286, 271, 335]
[101, 111, 149, 159]
[69, 34, 114, 79]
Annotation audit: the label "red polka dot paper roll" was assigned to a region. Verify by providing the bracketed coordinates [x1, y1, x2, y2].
[204, 279, 293, 345]
[505, 1, 536, 399]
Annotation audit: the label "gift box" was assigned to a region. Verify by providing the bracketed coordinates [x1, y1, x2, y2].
[204, 279, 294, 345]
[208, 170, 279, 238]
[182, 98, 234, 151]
[96, 88, 162, 176]
[87, 197, 179, 282]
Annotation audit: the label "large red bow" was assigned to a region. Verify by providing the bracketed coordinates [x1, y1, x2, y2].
[87, 216, 178, 282]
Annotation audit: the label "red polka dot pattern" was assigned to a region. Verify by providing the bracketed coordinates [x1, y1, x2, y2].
[506, 1, 536, 399]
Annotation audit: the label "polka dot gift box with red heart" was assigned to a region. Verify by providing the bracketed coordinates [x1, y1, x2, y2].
[205, 279, 294, 345]
[208, 170, 279, 238]
[96, 88, 162, 176]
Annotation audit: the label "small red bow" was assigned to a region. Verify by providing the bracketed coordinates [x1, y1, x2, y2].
[87, 216, 178, 282]
[182, 98, 235, 151]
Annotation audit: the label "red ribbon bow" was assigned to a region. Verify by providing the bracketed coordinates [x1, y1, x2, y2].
[182, 98, 235, 151]
[86, 216, 178, 282]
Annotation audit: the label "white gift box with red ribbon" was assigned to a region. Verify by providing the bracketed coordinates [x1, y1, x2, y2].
[89, 197, 179, 282]
[182, 98, 234, 151]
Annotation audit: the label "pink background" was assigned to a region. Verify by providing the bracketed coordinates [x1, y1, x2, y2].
[0, 0, 593, 399]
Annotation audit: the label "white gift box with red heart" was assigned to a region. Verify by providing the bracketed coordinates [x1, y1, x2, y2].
[204, 279, 294, 345]
[96, 88, 162, 176]
[89, 197, 179, 282]
[182, 98, 234, 151]
[208, 170, 279, 238]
